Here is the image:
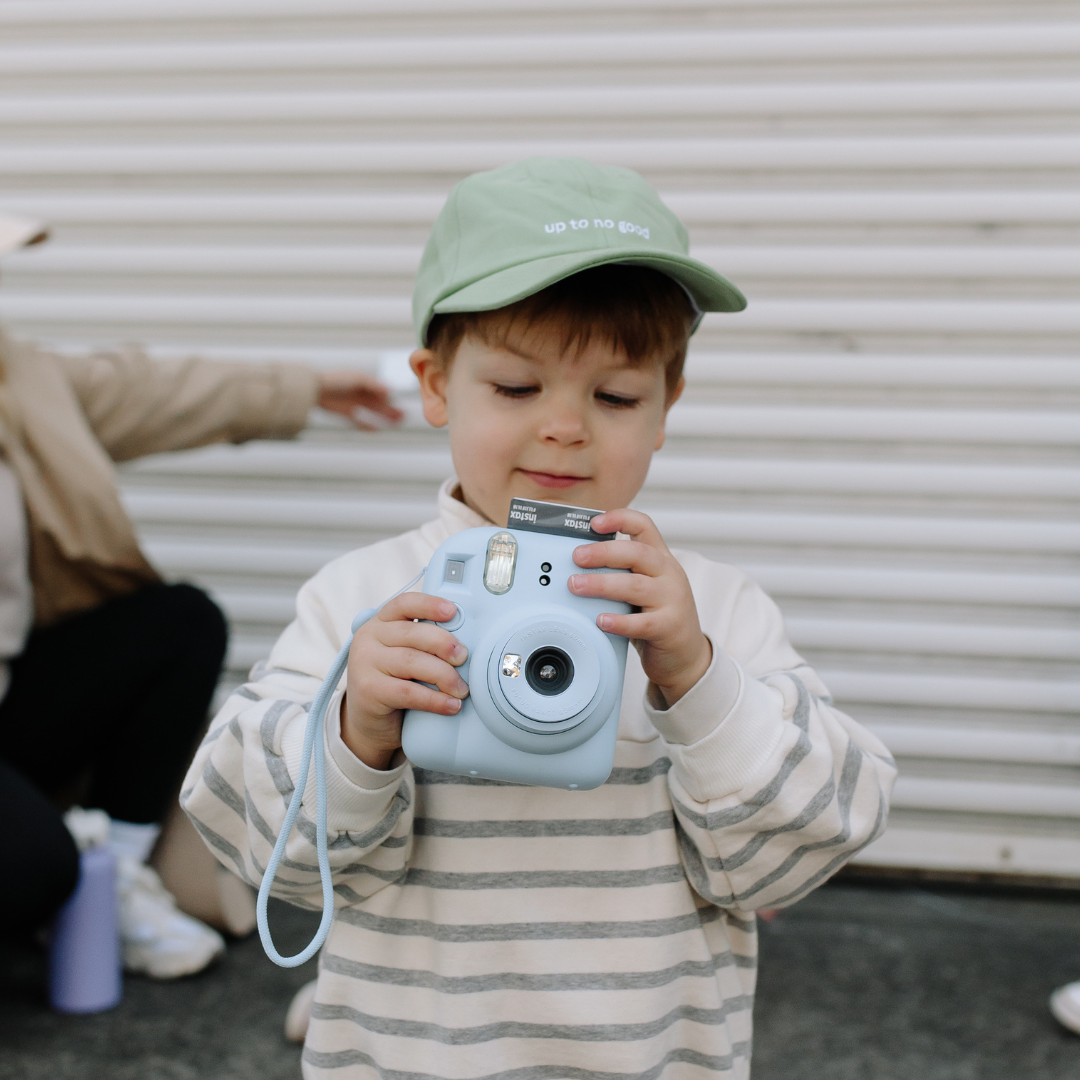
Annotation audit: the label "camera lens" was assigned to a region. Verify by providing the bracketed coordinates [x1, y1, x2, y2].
[525, 647, 574, 696]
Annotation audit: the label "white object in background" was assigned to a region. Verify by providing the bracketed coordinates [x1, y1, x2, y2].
[116, 857, 225, 979]
[1050, 983, 1080, 1035]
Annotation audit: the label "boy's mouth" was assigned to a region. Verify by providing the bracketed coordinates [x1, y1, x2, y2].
[517, 469, 588, 490]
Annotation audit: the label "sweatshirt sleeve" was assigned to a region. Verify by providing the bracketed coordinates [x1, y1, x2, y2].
[181, 671, 413, 910]
[647, 556, 896, 913]
[59, 344, 318, 462]
[180, 563, 415, 909]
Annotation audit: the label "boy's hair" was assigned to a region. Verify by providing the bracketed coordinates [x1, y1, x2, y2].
[426, 265, 695, 399]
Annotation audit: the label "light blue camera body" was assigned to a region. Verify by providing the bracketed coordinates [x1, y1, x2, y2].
[401, 522, 631, 790]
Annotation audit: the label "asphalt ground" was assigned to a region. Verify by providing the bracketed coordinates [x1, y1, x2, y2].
[3, 880, 1080, 1079]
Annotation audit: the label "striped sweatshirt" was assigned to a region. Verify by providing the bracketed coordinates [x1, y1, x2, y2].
[183, 479, 896, 1080]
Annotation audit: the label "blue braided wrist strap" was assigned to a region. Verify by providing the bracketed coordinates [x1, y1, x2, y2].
[256, 607, 377, 968]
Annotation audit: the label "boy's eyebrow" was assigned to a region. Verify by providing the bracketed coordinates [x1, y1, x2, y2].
[495, 341, 541, 362]
[491, 339, 640, 372]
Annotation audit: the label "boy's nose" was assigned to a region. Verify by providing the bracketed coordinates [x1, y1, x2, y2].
[538, 403, 588, 445]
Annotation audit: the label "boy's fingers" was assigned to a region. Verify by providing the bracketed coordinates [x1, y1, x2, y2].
[375, 591, 458, 626]
[588, 509, 667, 550]
[568, 571, 656, 607]
[377, 620, 467, 665]
[369, 673, 464, 716]
[572, 539, 665, 576]
[381, 647, 469, 698]
[593, 610, 664, 640]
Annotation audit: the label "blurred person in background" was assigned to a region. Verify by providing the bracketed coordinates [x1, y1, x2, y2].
[0, 213, 402, 977]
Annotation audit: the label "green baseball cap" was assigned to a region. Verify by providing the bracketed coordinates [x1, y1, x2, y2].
[412, 156, 746, 346]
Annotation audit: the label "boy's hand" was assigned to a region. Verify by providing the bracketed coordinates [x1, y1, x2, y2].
[569, 509, 712, 709]
[339, 593, 469, 771]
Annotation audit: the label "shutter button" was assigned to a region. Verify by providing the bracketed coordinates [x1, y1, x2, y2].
[437, 604, 465, 632]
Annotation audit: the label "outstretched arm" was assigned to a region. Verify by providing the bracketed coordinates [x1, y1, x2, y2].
[57, 343, 400, 461]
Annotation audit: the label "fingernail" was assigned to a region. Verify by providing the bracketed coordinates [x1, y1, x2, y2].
[569, 575, 583, 591]
[451, 643, 468, 663]
[446, 698, 461, 713]
[597, 614, 612, 631]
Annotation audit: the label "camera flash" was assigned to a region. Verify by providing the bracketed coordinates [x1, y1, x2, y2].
[501, 654, 522, 678]
[484, 531, 517, 594]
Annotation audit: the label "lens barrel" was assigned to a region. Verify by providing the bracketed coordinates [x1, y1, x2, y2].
[525, 648, 574, 696]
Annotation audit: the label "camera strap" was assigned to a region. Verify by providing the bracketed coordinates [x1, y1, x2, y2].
[256, 568, 426, 968]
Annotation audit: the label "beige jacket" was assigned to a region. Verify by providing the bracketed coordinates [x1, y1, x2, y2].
[0, 329, 318, 627]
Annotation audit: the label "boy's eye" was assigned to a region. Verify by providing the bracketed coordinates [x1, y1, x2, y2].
[492, 383, 539, 399]
[595, 391, 639, 409]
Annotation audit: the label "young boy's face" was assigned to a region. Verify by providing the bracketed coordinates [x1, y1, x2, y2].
[411, 320, 683, 526]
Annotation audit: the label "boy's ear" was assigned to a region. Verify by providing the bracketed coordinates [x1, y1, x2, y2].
[409, 349, 449, 428]
[655, 375, 685, 451]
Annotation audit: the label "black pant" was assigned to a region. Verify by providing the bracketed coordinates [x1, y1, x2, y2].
[0, 760, 80, 934]
[0, 582, 227, 824]
[0, 584, 227, 934]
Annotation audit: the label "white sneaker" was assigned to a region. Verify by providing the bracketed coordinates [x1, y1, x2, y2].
[285, 979, 318, 1043]
[1051, 982, 1080, 1034]
[117, 856, 225, 979]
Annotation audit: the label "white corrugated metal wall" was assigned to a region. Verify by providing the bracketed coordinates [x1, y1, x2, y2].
[0, 0, 1077, 879]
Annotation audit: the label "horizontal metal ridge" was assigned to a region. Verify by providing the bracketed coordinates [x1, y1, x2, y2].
[6, 294, 1080, 338]
[2, 136, 1080, 174]
[820, 668, 1080, 712]
[665, 190, 1080, 224]
[217, 634, 1080, 713]
[0, 23, 1078, 72]
[742, 564, 1080, 607]
[4, 244, 425, 275]
[2, 190, 1077, 227]
[128, 444, 454, 481]
[787, 616, 1080, 660]
[868, 723, 1080, 766]
[891, 776, 1080, 817]
[665, 404, 1080, 444]
[123, 490, 435, 530]
[0, 293, 411, 326]
[9, 243, 1080, 282]
[0, 191, 446, 224]
[643, 508, 1080, 552]
[144, 537, 352, 576]
[121, 490, 1080, 552]
[5, 79, 1080, 123]
[0, 0, 1055, 25]
[683, 354, 1080, 388]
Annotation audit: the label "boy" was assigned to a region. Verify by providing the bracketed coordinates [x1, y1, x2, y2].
[184, 157, 895, 1079]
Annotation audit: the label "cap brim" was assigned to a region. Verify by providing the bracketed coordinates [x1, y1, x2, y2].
[429, 247, 746, 337]
[0, 214, 49, 258]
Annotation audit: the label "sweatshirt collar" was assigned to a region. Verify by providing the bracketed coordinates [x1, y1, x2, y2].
[436, 476, 494, 536]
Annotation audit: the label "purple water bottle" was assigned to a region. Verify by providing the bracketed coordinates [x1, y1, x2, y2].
[49, 844, 122, 1013]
